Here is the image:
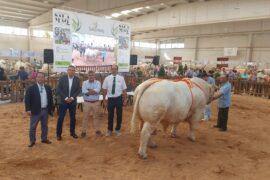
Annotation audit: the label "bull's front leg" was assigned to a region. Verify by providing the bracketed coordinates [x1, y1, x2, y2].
[138, 122, 152, 159]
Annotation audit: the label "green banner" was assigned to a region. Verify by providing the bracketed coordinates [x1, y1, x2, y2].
[55, 61, 70, 66]
[118, 63, 129, 67]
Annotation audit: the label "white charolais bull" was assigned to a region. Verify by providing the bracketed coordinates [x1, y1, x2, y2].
[130, 77, 215, 159]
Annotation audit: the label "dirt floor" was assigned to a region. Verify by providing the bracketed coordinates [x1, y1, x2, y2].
[0, 95, 269, 180]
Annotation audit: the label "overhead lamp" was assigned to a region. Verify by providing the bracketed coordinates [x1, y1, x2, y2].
[145, 6, 151, 9]
[105, 16, 112, 19]
[132, 7, 143, 12]
[111, 13, 122, 17]
[121, 10, 132, 15]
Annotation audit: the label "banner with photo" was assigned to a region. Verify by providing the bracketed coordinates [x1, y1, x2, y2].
[53, 8, 131, 72]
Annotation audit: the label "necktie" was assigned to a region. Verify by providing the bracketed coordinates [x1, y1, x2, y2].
[111, 76, 116, 95]
[40, 86, 44, 93]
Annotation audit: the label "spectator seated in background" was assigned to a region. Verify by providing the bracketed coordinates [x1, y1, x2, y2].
[17, 66, 28, 81]
[0, 67, 7, 81]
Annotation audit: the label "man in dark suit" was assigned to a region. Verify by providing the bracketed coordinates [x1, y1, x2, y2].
[56, 65, 81, 140]
[25, 72, 53, 147]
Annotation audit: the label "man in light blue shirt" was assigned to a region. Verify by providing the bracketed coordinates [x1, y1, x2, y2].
[81, 70, 101, 137]
[202, 73, 216, 121]
[212, 74, 232, 131]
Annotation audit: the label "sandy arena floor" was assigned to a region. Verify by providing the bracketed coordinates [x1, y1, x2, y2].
[0, 95, 269, 180]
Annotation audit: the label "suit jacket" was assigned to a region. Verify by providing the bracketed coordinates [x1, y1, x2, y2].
[57, 75, 81, 104]
[25, 84, 53, 115]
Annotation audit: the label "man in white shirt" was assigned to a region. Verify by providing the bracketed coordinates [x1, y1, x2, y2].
[102, 64, 127, 136]
[81, 70, 101, 138]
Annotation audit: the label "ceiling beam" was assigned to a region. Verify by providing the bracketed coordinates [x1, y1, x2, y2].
[0, 10, 36, 18]
[8, 0, 55, 8]
[0, 0, 48, 12]
[0, 6, 41, 15]
[0, 14, 31, 20]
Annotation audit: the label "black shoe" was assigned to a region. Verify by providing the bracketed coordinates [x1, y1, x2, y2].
[213, 125, 220, 128]
[81, 132, 86, 138]
[41, 140, 52, 144]
[71, 133, 78, 139]
[28, 142, 35, 147]
[57, 136, 62, 141]
[219, 128, 227, 132]
[96, 130, 102, 136]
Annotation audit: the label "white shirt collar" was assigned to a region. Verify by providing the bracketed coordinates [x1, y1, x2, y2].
[68, 75, 74, 79]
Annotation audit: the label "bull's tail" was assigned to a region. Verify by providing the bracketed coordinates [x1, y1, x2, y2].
[130, 78, 163, 133]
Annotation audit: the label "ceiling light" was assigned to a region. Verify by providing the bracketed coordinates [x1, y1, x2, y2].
[132, 7, 143, 12]
[145, 6, 151, 9]
[121, 10, 132, 15]
[105, 16, 112, 19]
[111, 13, 121, 17]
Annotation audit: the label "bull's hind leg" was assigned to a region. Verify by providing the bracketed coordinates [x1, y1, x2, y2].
[187, 109, 203, 142]
[138, 122, 155, 159]
[170, 122, 180, 138]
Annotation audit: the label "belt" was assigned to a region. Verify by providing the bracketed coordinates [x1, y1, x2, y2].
[85, 100, 99, 103]
[108, 96, 122, 99]
[41, 107, 47, 110]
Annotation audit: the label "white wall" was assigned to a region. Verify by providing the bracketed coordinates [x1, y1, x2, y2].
[131, 32, 270, 68]
[0, 34, 28, 50]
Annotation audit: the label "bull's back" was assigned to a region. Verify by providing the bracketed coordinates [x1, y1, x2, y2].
[138, 80, 192, 123]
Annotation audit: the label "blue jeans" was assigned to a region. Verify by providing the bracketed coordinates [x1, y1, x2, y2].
[204, 104, 211, 120]
[29, 109, 48, 143]
[56, 102, 77, 136]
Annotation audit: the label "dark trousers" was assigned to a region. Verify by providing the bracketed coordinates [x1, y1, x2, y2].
[107, 96, 123, 131]
[217, 107, 229, 130]
[29, 109, 48, 143]
[56, 102, 77, 136]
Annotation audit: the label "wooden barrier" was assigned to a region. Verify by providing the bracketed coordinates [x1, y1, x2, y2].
[1, 76, 269, 103]
[216, 79, 270, 98]
[76, 65, 112, 72]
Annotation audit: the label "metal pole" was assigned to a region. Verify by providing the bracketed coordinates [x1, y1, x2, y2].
[47, 63, 50, 85]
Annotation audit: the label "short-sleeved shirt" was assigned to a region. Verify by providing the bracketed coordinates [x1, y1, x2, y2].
[218, 81, 232, 108]
[102, 74, 127, 98]
[82, 80, 101, 101]
[207, 76, 215, 85]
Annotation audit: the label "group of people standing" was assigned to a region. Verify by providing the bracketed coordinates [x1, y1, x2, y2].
[25, 64, 127, 147]
[24, 64, 232, 147]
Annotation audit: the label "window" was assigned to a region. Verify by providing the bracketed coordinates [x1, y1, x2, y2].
[0, 25, 27, 36]
[32, 30, 53, 38]
[133, 41, 157, 48]
[160, 42, 184, 49]
[165, 43, 171, 49]
[134, 41, 140, 47]
[172, 43, 184, 48]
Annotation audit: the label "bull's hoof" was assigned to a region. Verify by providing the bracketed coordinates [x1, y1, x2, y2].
[148, 144, 158, 149]
[138, 152, 147, 160]
[170, 133, 179, 138]
[188, 136, 196, 142]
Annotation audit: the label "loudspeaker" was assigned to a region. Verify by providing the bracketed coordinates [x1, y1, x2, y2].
[152, 56, 160, 65]
[44, 49, 54, 64]
[130, 54, 137, 65]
